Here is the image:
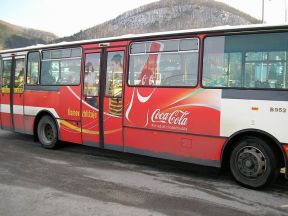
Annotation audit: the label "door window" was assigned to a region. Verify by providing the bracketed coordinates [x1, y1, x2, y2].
[105, 51, 124, 116]
[14, 58, 25, 93]
[105, 51, 124, 97]
[27, 52, 40, 85]
[2, 60, 12, 93]
[84, 53, 101, 96]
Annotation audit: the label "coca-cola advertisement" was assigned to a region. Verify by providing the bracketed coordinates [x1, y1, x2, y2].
[124, 86, 221, 135]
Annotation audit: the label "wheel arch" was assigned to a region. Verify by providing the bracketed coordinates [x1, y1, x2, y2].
[33, 110, 60, 141]
[221, 129, 287, 170]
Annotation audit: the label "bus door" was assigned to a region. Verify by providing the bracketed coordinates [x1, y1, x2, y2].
[82, 47, 126, 151]
[82, 49, 102, 147]
[1, 57, 13, 130]
[12, 56, 25, 132]
[102, 48, 125, 151]
[0, 56, 25, 131]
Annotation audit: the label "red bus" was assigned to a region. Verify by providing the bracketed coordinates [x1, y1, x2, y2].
[1, 24, 288, 188]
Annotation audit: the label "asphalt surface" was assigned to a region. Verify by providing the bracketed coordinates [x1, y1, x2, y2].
[0, 130, 288, 216]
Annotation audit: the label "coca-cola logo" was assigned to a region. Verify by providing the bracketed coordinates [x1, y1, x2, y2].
[141, 75, 156, 85]
[151, 109, 189, 126]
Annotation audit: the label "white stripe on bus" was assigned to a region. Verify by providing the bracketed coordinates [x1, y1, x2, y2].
[0, 104, 59, 118]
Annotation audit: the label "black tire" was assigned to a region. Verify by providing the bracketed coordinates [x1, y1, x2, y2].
[229, 136, 279, 189]
[37, 115, 58, 149]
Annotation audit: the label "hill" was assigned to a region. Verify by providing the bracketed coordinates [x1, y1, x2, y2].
[0, 20, 58, 50]
[57, 0, 260, 42]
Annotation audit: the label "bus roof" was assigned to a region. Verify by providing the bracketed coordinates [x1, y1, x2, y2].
[1, 23, 288, 55]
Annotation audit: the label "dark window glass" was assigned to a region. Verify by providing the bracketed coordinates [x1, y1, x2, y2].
[130, 43, 145, 54]
[158, 52, 198, 86]
[41, 48, 81, 86]
[27, 52, 40, 85]
[71, 48, 82, 57]
[146, 40, 178, 52]
[41, 61, 57, 85]
[129, 38, 199, 87]
[41, 58, 81, 85]
[180, 39, 199, 51]
[105, 51, 124, 116]
[2, 60, 12, 93]
[14, 58, 25, 93]
[84, 53, 100, 96]
[51, 50, 62, 59]
[128, 54, 148, 85]
[43, 48, 81, 60]
[203, 33, 288, 89]
[42, 51, 51, 60]
[105, 51, 124, 97]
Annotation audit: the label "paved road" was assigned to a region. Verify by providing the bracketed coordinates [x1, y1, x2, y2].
[0, 130, 288, 216]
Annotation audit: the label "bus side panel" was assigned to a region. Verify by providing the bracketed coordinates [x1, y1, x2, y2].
[13, 95, 25, 133]
[24, 89, 61, 133]
[124, 127, 224, 167]
[58, 86, 82, 144]
[221, 90, 288, 144]
[59, 119, 82, 144]
[0, 95, 11, 130]
[124, 87, 223, 164]
[103, 97, 123, 150]
[23, 115, 34, 134]
[24, 87, 82, 144]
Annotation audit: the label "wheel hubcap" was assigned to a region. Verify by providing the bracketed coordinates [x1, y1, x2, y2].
[44, 124, 54, 141]
[236, 146, 266, 178]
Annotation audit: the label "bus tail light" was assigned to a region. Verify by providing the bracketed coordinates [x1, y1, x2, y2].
[283, 144, 288, 178]
[284, 144, 288, 157]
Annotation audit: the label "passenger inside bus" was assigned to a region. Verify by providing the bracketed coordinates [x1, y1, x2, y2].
[84, 62, 97, 95]
[68, 71, 79, 84]
[2, 77, 9, 88]
[15, 69, 24, 88]
[110, 54, 123, 97]
[42, 69, 56, 85]
[107, 53, 124, 116]
[41, 62, 56, 85]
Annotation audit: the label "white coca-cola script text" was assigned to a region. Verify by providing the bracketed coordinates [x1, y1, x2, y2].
[151, 109, 189, 126]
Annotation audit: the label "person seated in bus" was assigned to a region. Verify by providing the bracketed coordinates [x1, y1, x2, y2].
[108, 54, 124, 116]
[109, 54, 123, 97]
[68, 71, 79, 84]
[2, 77, 9, 88]
[41, 61, 56, 85]
[41, 69, 56, 85]
[30, 76, 38, 85]
[84, 62, 97, 95]
[16, 70, 25, 88]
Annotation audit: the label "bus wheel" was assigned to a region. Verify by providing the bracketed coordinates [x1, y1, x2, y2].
[37, 115, 58, 149]
[229, 136, 279, 189]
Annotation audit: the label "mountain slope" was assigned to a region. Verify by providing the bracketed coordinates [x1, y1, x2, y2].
[58, 0, 260, 42]
[0, 20, 58, 50]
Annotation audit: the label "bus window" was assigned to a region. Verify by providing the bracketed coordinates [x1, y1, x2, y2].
[2, 60, 12, 93]
[203, 33, 288, 89]
[128, 54, 147, 85]
[129, 38, 199, 87]
[27, 52, 40, 85]
[202, 39, 242, 88]
[41, 48, 82, 85]
[41, 61, 57, 85]
[14, 58, 25, 93]
[84, 53, 100, 96]
[105, 51, 124, 98]
[158, 52, 198, 86]
[0, 58, 2, 88]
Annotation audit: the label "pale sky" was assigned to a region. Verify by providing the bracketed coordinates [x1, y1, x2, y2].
[0, 0, 287, 37]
